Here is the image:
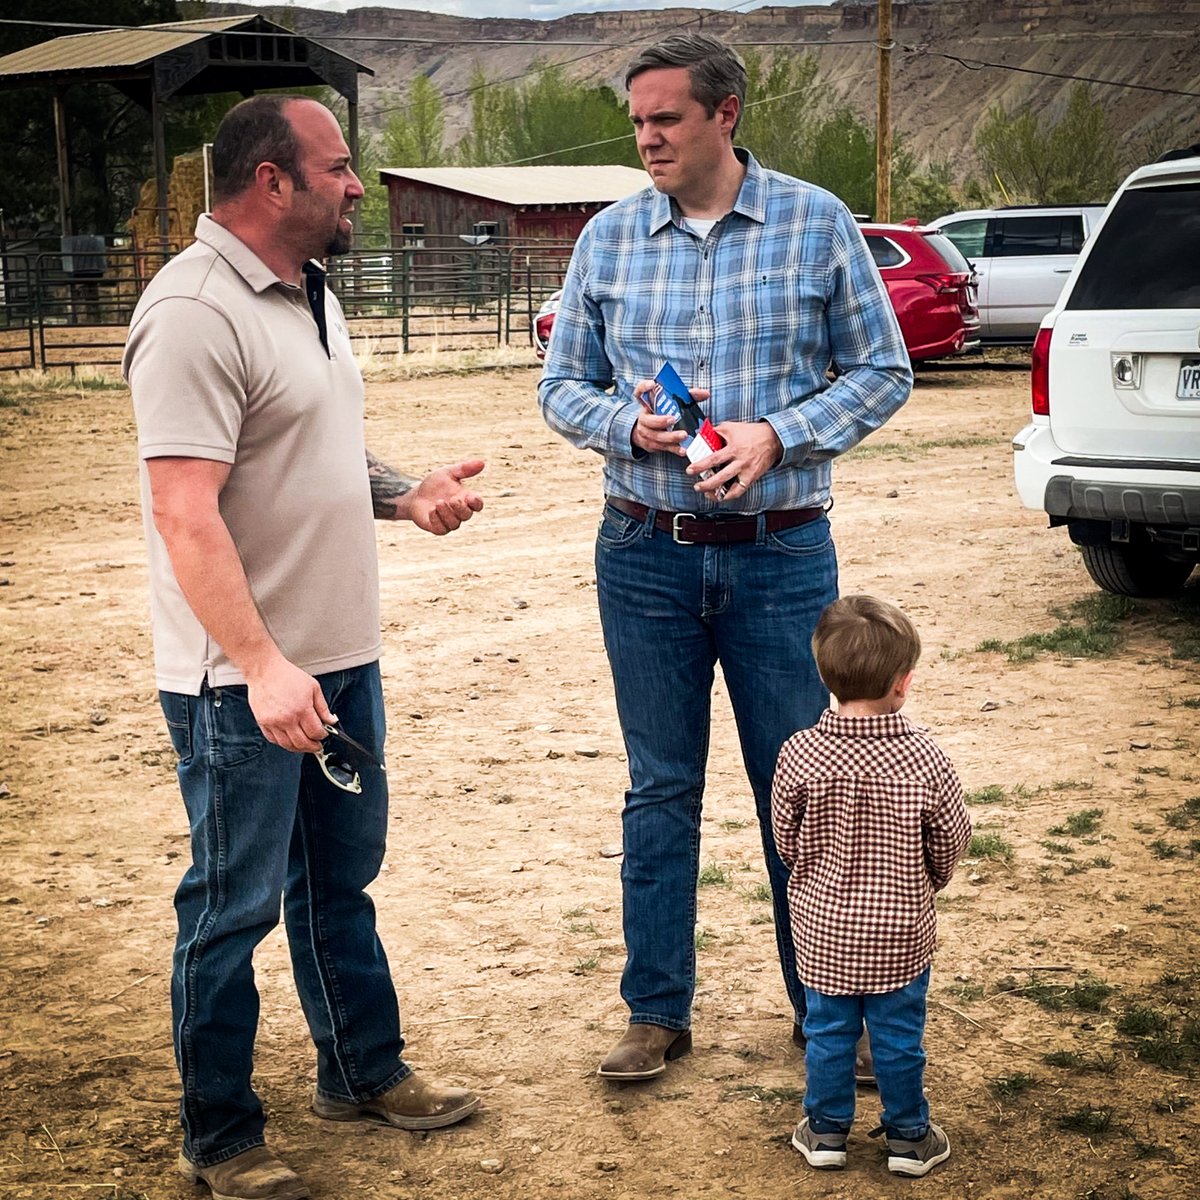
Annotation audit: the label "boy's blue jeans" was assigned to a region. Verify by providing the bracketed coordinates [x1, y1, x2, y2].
[160, 662, 408, 1167]
[595, 503, 837, 1030]
[803, 968, 932, 1140]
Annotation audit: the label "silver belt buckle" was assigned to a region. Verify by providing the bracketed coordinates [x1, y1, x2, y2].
[672, 512, 698, 544]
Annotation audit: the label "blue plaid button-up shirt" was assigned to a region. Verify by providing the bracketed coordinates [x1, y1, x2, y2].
[538, 151, 912, 513]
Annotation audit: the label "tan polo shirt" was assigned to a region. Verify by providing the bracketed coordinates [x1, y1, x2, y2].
[124, 215, 381, 694]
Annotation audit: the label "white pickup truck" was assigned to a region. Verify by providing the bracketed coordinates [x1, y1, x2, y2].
[929, 205, 1108, 344]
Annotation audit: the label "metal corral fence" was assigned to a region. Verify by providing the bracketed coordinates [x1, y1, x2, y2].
[0, 234, 576, 372]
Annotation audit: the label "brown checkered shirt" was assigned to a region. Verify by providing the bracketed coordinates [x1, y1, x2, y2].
[771, 709, 971, 995]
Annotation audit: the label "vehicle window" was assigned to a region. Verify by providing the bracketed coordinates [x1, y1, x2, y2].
[923, 233, 972, 274]
[865, 236, 906, 268]
[938, 219, 986, 258]
[1066, 182, 1200, 310]
[991, 215, 1080, 256]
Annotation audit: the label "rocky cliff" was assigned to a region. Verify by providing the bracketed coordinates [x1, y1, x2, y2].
[215, 0, 1200, 170]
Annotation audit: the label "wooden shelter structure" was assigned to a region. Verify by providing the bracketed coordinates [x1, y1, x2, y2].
[0, 14, 373, 242]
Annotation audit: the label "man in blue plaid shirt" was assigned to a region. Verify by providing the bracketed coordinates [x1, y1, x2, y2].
[538, 31, 912, 1081]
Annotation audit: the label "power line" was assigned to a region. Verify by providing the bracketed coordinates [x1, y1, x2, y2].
[499, 133, 633, 167]
[911, 47, 1200, 100]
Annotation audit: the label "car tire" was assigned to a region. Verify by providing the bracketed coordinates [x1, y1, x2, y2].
[1079, 540, 1195, 598]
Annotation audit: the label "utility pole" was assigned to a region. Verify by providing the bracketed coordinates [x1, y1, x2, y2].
[875, 0, 892, 222]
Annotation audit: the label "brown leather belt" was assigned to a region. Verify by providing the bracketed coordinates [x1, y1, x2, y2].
[605, 495, 825, 545]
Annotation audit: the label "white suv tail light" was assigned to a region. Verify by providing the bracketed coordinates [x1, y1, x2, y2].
[1031, 326, 1052, 415]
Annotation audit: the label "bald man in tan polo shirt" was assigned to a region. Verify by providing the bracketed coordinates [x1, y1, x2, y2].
[124, 95, 484, 1200]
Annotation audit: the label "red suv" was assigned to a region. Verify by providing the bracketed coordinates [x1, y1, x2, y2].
[860, 223, 980, 362]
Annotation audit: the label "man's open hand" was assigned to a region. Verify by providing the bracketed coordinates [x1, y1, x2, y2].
[409, 460, 485, 534]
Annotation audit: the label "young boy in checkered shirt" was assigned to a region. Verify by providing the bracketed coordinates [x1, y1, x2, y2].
[771, 595, 971, 1178]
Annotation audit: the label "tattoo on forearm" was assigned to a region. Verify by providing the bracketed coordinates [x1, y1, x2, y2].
[366, 450, 419, 520]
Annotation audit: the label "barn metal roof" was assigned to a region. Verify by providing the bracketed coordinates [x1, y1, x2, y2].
[379, 165, 649, 207]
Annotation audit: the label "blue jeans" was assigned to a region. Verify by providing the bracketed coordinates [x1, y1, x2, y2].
[595, 502, 837, 1030]
[803, 968, 932, 1140]
[160, 662, 408, 1167]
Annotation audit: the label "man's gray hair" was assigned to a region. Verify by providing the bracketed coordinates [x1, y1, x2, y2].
[624, 33, 747, 133]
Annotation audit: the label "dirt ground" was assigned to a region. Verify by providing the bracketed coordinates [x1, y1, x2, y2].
[1, 355, 1198, 1200]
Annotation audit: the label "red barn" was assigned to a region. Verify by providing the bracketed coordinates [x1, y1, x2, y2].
[379, 165, 650, 247]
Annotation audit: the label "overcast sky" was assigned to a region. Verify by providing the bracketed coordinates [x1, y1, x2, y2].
[250, 1, 836, 18]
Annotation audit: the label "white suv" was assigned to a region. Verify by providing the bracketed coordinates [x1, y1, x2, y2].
[1013, 153, 1200, 596]
[930, 205, 1108, 342]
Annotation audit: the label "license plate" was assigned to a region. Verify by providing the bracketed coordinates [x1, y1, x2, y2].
[1180, 358, 1200, 399]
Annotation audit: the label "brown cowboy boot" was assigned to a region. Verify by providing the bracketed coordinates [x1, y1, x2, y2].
[312, 1070, 479, 1130]
[177, 1146, 309, 1200]
[597, 1023, 692, 1079]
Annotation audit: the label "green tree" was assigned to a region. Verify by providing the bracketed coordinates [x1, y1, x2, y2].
[739, 50, 889, 217]
[380, 75, 446, 168]
[455, 66, 511, 167]
[352, 128, 392, 245]
[894, 159, 963, 223]
[975, 84, 1118, 203]
[738, 50, 820, 178]
[801, 107, 878, 216]
[455, 64, 638, 168]
[501, 66, 636, 166]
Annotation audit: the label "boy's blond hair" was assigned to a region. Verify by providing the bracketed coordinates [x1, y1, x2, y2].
[812, 595, 921, 703]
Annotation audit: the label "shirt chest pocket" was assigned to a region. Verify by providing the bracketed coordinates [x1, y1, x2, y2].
[715, 266, 827, 343]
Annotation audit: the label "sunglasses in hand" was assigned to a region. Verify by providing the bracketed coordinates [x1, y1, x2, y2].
[313, 722, 384, 794]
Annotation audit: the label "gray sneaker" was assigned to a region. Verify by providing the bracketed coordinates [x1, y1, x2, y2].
[791, 1117, 848, 1170]
[884, 1122, 951, 1177]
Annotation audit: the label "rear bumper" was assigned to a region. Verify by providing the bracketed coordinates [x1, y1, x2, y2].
[1014, 421, 1200, 521]
[892, 290, 974, 362]
[1044, 477, 1200, 524]
[907, 326, 971, 362]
